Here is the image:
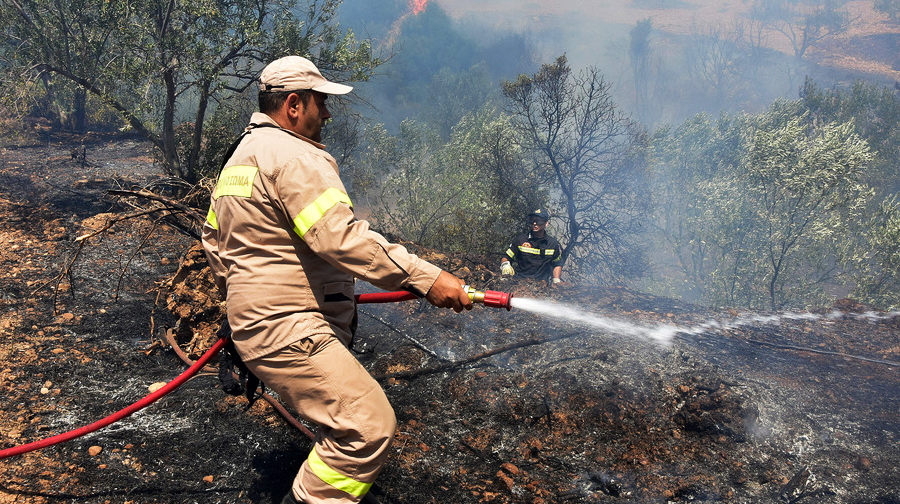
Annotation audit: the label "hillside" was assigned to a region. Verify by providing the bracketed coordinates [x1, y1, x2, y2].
[435, 0, 900, 84]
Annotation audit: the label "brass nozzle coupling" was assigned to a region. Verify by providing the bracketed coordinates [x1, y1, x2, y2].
[463, 285, 513, 311]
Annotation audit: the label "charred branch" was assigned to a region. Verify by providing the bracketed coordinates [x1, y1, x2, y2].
[375, 330, 582, 381]
[358, 308, 443, 359]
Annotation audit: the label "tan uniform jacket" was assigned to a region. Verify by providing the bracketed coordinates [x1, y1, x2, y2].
[202, 112, 441, 360]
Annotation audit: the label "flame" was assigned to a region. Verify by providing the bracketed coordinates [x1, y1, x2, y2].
[383, 0, 426, 48]
[410, 0, 427, 15]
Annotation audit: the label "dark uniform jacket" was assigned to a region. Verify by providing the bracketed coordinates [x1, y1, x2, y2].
[504, 231, 562, 280]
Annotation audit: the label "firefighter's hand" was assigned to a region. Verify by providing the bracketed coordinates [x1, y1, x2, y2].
[426, 270, 473, 313]
[501, 262, 515, 276]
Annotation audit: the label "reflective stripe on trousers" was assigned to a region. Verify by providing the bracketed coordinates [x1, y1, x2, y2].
[244, 333, 396, 503]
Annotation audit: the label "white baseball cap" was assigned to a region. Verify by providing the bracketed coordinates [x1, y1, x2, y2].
[258, 56, 353, 95]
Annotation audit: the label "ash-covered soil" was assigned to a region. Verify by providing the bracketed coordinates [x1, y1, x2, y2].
[1, 135, 898, 504]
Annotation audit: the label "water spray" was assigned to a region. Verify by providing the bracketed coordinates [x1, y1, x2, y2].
[360, 288, 900, 364]
[509, 297, 679, 346]
[507, 296, 900, 365]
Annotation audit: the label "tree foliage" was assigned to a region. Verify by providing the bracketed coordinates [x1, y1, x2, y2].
[647, 112, 745, 302]
[746, 108, 872, 307]
[423, 63, 497, 139]
[650, 100, 874, 309]
[1, 0, 379, 183]
[799, 77, 900, 196]
[502, 55, 651, 283]
[0, 0, 128, 132]
[338, 0, 535, 135]
[363, 106, 539, 256]
[851, 196, 900, 309]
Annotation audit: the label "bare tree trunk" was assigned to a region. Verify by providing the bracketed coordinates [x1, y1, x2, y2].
[187, 82, 211, 183]
[162, 65, 183, 180]
[73, 88, 87, 133]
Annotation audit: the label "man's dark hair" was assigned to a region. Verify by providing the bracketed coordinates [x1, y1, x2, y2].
[258, 89, 313, 114]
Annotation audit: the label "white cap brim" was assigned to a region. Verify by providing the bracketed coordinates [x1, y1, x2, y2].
[312, 81, 353, 95]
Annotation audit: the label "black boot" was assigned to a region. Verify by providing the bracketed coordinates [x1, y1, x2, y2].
[280, 491, 303, 504]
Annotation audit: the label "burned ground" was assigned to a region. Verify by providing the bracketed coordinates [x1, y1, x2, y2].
[1, 135, 898, 504]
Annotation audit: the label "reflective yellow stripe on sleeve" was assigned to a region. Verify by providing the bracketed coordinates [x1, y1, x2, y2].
[292, 187, 352, 239]
[206, 206, 218, 230]
[307, 447, 372, 497]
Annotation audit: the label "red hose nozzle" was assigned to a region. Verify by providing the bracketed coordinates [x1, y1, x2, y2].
[465, 286, 513, 310]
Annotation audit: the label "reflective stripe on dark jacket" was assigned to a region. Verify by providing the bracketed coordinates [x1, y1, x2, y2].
[504, 231, 562, 280]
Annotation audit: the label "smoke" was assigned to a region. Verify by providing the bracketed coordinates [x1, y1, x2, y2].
[340, 0, 891, 132]
[335, 0, 896, 300]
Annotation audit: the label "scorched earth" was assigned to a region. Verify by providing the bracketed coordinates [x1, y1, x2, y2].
[0, 134, 898, 503]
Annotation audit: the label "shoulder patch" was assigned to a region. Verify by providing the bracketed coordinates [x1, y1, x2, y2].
[215, 165, 259, 198]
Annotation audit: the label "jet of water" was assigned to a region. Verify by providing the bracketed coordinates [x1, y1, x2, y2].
[510, 297, 679, 346]
[510, 297, 900, 349]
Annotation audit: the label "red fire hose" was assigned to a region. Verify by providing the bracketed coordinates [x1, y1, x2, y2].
[356, 291, 420, 303]
[356, 287, 513, 310]
[0, 288, 512, 460]
[0, 337, 229, 460]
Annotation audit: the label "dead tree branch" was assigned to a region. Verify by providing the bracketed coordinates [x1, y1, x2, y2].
[107, 188, 206, 223]
[375, 330, 584, 381]
[743, 337, 900, 368]
[358, 308, 444, 359]
[108, 188, 206, 239]
[43, 186, 208, 314]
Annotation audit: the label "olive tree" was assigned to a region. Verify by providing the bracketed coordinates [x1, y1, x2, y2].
[370, 119, 445, 245]
[851, 196, 900, 309]
[650, 101, 874, 309]
[646, 112, 746, 302]
[502, 55, 651, 283]
[366, 105, 537, 255]
[745, 107, 872, 307]
[799, 78, 900, 196]
[1, 0, 378, 183]
[0, 0, 128, 132]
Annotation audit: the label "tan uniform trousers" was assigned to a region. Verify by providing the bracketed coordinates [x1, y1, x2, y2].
[245, 332, 396, 503]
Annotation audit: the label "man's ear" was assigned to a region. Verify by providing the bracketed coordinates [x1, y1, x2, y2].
[285, 93, 303, 118]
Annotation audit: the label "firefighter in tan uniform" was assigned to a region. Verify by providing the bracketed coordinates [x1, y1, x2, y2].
[201, 55, 472, 504]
